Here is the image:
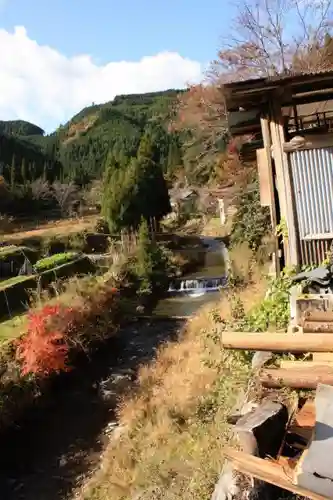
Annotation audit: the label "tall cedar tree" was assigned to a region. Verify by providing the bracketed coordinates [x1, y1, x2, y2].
[102, 135, 171, 232]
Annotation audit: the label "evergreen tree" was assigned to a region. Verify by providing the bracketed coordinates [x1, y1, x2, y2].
[101, 155, 138, 232]
[135, 133, 171, 226]
[21, 157, 26, 184]
[102, 137, 170, 233]
[10, 154, 15, 188]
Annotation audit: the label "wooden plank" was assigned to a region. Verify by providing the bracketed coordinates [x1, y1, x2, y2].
[224, 447, 327, 500]
[289, 399, 315, 442]
[284, 134, 333, 152]
[256, 148, 272, 207]
[303, 321, 333, 334]
[260, 367, 333, 389]
[260, 115, 279, 275]
[221, 332, 333, 352]
[313, 353, 333, 363]
[280, 361, 333, 369]
[270, 98, 299, 267]
[294, 384, 333, 498]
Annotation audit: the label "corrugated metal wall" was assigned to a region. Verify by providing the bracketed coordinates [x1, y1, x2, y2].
[289, 147, 333, 266]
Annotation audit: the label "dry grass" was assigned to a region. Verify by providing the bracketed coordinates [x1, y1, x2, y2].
[201, 216, 232, 238]
[78, 243, 268, 500]
[78, 277, 269, 500]
[2, 214, 98, 242]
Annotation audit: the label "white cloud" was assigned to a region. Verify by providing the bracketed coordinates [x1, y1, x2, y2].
[0, 26, 203, 132]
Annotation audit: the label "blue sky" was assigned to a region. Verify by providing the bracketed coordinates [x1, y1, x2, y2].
[0, 0, 236, 131]
[1, 0, 233, 65]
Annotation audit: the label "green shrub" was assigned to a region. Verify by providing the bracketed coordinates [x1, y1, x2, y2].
[34, 252, 78, 272]
[216, 269, 294, 333]
[39, 256, 96, 289]
[130, 219, 171, 296]
[67, 231, 87, 252]
[94, 218, 110, 234]
[231, 180, 271, 251]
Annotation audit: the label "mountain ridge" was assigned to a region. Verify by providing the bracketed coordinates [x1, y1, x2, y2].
[0, 89, 184, 185]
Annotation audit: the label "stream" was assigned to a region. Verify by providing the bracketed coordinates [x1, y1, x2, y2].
[0, 237, 226, 500]
[154, 237, 227, 317]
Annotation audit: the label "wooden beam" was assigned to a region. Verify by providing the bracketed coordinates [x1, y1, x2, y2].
[303, 321, 333, 334]
[284, 133, 333, 152]
[224, 448, 327, 500]
[269, 98, 299, 267]
[260, 367, 333, 389]
[260, 115, 280, 275]
[256, 148, 272, 207]
[280, 360, 333, 369]
[288, 399, 315, 442]
[221, 331, 333, 352]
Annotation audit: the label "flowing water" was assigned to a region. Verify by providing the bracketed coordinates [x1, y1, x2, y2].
[153, 237, 228, 317]
[0, 236, 227, 500]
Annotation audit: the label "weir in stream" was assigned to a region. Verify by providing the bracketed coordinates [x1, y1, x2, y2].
[154, 236, 228, 317]
[0, 236, 227, 500]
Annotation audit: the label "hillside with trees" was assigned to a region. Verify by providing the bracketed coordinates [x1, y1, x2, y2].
[0, 90, 185, 185]
[0, 90, 187, 226]
[0, 88, 232, 192]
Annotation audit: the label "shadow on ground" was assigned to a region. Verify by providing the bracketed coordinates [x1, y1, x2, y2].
[0, 319, 184, 500]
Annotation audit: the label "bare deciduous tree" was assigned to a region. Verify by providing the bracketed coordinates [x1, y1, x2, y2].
[30, 178, 51, 201]
[83, 180, 102, 209]
[213, 0, 333, 81]
[176, 0, 333, 185]
[52, 181, 78, 217]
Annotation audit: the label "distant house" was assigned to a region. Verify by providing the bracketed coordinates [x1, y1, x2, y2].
[169, 187, 198, 216]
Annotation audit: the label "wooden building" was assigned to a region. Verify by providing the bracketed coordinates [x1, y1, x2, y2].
[224, 71, 333, 273]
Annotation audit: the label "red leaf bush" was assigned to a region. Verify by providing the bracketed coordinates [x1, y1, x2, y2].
[15, 280, 121, 378]
[15, 304, 72, 377]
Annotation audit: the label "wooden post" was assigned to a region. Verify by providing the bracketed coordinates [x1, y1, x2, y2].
[260, 367, 333, 389]
[224, 448, 327, 500]
[221, 331, 333, 352]
[269, 97, 299, 267]
[260, 115, 280, 275]
[280, 360, 333, 369]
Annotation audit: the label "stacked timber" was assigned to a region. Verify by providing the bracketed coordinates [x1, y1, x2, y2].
[220, 330, 333, 499]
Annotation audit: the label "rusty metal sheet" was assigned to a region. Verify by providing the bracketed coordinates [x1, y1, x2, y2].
[300, 239, 332, 267]
[289, 147, 333, 266]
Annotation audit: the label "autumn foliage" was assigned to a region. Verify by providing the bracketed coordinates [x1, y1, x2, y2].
[15, 280, 120, 378]
[16, 304, 72, 377]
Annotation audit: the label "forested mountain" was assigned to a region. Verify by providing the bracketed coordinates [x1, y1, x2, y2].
[0, 120, 45, 137]
[0, 88, 229, 191]
[0, 90, 187, 186]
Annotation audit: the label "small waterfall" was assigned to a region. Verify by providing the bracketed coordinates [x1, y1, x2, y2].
[169, 276, 227, 294]
[168, 237, 228, 296]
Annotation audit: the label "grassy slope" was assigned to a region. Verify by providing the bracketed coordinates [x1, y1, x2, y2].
[80, 255, 267, 500]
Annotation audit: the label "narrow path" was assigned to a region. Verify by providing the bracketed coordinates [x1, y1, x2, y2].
[0, 319, 184, 500]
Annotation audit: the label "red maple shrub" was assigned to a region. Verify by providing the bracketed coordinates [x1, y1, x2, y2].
[15, 281, 121, 378]
[15, 304, 72, 377]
